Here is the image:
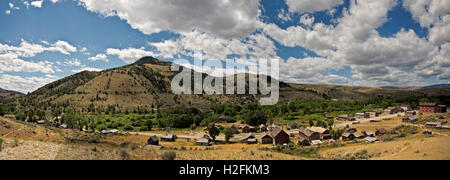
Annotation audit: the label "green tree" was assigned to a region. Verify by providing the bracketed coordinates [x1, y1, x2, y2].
[242, 111, 268, 126]
[207, 123, 220, 142]
[327, 118, 335, 127]
[309, 119, 314, 127]
[145, 119, 153, 131]
[223, 127, 234, 143]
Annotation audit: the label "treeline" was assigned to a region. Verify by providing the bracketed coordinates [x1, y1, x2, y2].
[0, 104, 16, 116]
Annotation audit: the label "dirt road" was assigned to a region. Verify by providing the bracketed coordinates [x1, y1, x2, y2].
[333, 113, 405, 128]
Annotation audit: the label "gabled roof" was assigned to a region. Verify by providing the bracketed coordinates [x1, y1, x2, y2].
[299, 127, 315, 137]
[270, 127, 286, 137]
[307, 127, 328, 134]
[161, 132, 176, 139]
[240, 133, 256, 141]
[259, 133, 272, 139]
[342, 132, 353, 137]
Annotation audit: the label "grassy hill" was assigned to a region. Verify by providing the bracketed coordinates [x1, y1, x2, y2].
[16, 56, 450, 111]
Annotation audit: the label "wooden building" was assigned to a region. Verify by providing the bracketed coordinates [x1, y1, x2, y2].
[270, 128, 290, 145]
[147, 136, 159, 146]
[342, 132, 355, 141]
[259, 133, 273, 144]
[376, 128, 388, 136]
[287, 122, 298, 130]
[161, 132, 177, 142]
[307, 127, 331, 139]
[196, 135, 211, 146]
[298, 137, 310, 146]
[240, 133, 257, 144]
[260, 124, 268, 132]
[298, 127, 321, 141]
[419, 103, 448, 113]
[425, 122, 442, 129]
[231, 125, 239, 134]
[403, 116, 419, 123]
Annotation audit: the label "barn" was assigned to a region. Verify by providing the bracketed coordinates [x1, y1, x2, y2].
[260, 124, 268, 132]
[196, 135, 212, 146]
[240, 133, 257, 144]
[231, 125, 239, 134]
[270, 128, 290, 145]
[299, 127, 321, 141]
[259, 133, 273, 144]
[342, 132, 355, 141]
[161, 132, 177, 142]
[298, 137, 310, 146]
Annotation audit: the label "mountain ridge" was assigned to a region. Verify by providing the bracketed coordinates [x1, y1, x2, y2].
[14, 56, 450, 111]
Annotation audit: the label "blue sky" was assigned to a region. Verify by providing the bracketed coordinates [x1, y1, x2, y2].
[0, 0, 449, 93]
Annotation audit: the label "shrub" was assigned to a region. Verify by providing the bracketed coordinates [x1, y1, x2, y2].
[120, 150, 130, 160]
[161, 151, 176, 160]
[0, 138, 3, 151]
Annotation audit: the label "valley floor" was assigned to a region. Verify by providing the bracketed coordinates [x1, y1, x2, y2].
[0, 116, 449, 160]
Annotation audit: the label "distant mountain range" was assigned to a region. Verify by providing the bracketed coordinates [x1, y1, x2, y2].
[0, 88, 24, 99]
[381, 84, 450, 89]
[5, 56, 450, 110]
[422, 84, 450, 88]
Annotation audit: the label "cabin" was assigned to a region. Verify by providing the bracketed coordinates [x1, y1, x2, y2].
[231, 125, 239, 134]
[287, 122, 298, 130]
[240, 133, 257, 144]
[298, 127, 321, 141]
[384, 107, 402, 114]
[400, 105, 411, 112]
[270, 128, 290, 145]
[268, 124, 279, 131]
[405, 111, 417, 116]
[3, 114, 15, 120]
[259, 133, 273, 144]
[196, 135, 211, 146]
[147, 136, 159, 146]
[307, 127, 331, 139]
[337, 115, 349, 121]
[161, 132, 177, 142]
[367, 112, 376, 118]
[419, 103, 447, 113]
[365, 137, 377, 143]
[362, 131, 375, 137]
[375, 111, 382, 117]
[425, 122, 442, 129]
[437, 125, 450, 130]
[403, 116, 419, 123]
[376, 128, 388, 136]
[346, 128, 357, 133]
[354, 133, 364, 139]
[242, 125, 255, 133]
[298, 137, 310, 146]
[260, 124, 268, 132]
[342, 132, 355, 141]
[355, 113, 365, 119]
